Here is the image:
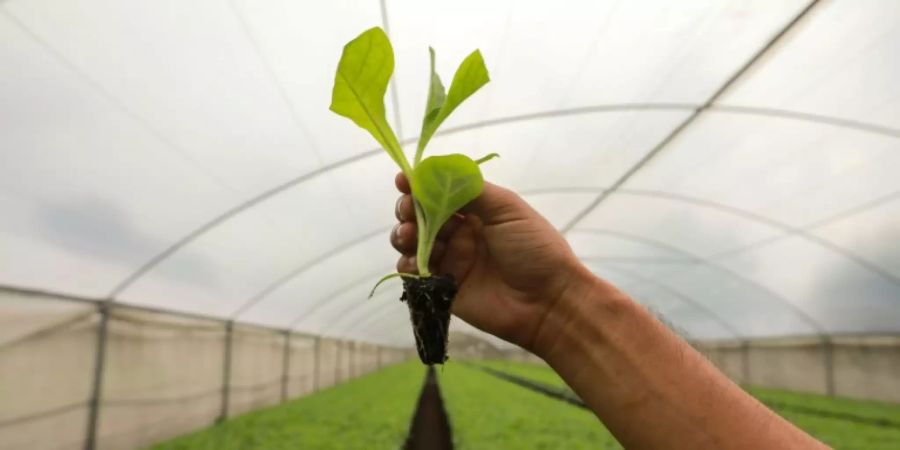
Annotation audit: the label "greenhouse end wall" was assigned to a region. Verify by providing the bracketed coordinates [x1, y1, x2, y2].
[0, 288, 410, 450]
[696, 336, 900, 403]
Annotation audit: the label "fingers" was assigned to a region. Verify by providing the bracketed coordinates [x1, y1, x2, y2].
[462, 181, 532, 226]
[395, 241, 447, 274]
[396, 254, 417, 273]
[394, 172, 411, 194]
[390, 222, 417, 255]
[395, 195, 414, 221]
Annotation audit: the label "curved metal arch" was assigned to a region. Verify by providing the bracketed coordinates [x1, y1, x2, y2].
[285, 267, 391, 330]
[523, 186, 900, 291]
[299, 281, 399, 338]
[229, 226, 390, 319]
[105, 99, 900, 302]
[560, 0, 821, 228]
[322, 286, 403, 337]
[588, 263, 742, 340]
[344, 308, 410, 344]
[572, 228, 826, 336]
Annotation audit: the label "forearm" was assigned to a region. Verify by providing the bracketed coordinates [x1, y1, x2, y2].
[532, 265, 826, 449]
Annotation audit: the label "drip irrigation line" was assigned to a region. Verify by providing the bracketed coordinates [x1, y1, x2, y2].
[474, 362, 900, 429]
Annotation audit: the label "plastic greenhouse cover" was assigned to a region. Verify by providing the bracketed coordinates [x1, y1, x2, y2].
[1, 0, 899, 344]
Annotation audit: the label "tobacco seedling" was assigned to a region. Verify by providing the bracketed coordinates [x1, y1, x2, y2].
[330, 27, 495, 364]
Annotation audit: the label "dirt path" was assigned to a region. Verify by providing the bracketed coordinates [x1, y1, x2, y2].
[404, 367, 453, 450]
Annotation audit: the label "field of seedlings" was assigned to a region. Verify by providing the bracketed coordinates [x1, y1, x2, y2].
[150, 359, 900, 450]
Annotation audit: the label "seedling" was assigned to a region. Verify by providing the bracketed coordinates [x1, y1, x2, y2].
[330, 27, 495, 364]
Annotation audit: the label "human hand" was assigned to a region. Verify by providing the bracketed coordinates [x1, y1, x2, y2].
[390, 173, 592, 352]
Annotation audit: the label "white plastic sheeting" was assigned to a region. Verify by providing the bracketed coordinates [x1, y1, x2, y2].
[2, 0, 899, 344]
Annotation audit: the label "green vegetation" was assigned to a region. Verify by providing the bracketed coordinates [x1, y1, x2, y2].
[438, 362, 622, 449]
[748, 387, 900, 450]
[472, 359, 900, 450]
[330, 27, 494, 279]
[476, 359, 570, 390]
[149, 362, 425, 450]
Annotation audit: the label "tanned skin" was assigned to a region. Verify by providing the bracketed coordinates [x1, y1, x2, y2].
[390, 173, 828, 450]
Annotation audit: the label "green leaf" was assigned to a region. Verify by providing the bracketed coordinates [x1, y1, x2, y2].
[475, 153, 500, 164]
[369, 272, 420, 298]
[422, 47, 446, 130]
[415, 50, 490, 164]
[330, 27, 411, 173]
[411, 154, 485, 274]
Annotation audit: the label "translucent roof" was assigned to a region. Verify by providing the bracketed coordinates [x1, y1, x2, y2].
[2, 0, 899, 346]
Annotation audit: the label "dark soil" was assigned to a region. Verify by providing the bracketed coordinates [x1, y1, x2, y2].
[404, 367, 453, 450]
[401, 275, 457, 365]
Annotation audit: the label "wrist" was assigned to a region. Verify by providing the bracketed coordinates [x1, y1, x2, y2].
[529, 260, 635, 364]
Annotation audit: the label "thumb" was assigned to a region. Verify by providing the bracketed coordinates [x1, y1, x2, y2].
[462, 181, 534, 226]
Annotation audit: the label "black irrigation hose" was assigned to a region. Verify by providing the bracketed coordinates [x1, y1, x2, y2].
[466, 363, 588, 410]
[755, 398, 900, 429]
[469, 363, 900, 430]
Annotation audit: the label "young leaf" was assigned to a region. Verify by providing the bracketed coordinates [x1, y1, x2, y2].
[475, 153, 500, 164]
[369, 272, 420, 298]
[422, 47, 446, 130]
[415, 50, 490, 164]
[411, 154, 485, 274]
[330, 27, 411, 174]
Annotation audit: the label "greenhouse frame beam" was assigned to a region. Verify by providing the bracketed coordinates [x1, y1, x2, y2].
[586, 262, 743, 340]
[103, 100, 896, 306]
[225, 0, 324, 166]
[560, 0, 823, 234]
[572, 226, 826, 336]
[379, 0, 404, 141]
[103, 105, 900, 305]
[551, 187, 900, 290]
[228, 226, 390, 320]
[285, 268, 392, 331]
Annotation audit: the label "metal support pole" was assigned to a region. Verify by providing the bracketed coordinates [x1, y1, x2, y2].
[334, 340, 342, 384]
[823, 337, 835, 396]
[740, 340, 751, 385]
[84, 302, 111, 450]
[376, 346, 382, 370]
[350, 341, 356, 379]
[280, 330, 291, 403]
[313, 336, 321, 392]
[218, 321, 234, 422]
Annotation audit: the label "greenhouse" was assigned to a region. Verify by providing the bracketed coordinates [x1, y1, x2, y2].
[1, 0, 899, 449]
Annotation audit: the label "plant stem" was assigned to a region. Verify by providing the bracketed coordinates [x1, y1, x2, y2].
[413, 200, 432, 277]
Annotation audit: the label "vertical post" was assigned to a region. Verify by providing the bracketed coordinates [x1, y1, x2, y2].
[740, 340, 751, 386]
[313, 336, 321, 392]
[84, 302, 111, 450]
[334, 340, 342, 383]
[350, 341, 356, 379]
[280, 330, 291, 403]
[218, 320, 234, 422]
[376, 346, 382, 370]
[823, 337, 835, 396]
